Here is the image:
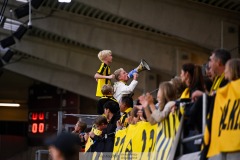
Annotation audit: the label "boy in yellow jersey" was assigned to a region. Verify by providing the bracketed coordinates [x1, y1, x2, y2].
[94, 50, 115, 97]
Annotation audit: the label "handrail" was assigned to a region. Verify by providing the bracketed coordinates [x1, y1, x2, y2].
[57, 112, 98, 135]
[169, 93, 208, 159]
[181, 134, 203, 143]
[35, 150, 49, 160]
[57, 111, 63, 135]
[64, 114, 99, 118]
[202, 93, 207, 133]
[168, 115, 184, 160]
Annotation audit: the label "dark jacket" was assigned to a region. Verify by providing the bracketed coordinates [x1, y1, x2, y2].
[88, 113, 121, 152]
[97, 96, 118, 115]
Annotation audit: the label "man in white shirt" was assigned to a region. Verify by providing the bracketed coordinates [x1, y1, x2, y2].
[113, 68, 138, 102]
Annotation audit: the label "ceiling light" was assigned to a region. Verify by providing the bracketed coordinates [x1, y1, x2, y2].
[58, 0, 71, 3]
[16, 0, 28, 3]
[0, 103, 20, 107]
[3, 23, 19, 31]
[5, 18, 22, 25]
[3, 18, 22, 31]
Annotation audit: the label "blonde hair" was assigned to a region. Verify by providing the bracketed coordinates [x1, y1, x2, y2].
[114, 68, 124, 81]
[101, 84, 113, 95]
[226, 58, 240, 81]
[98, 50, 112, 62]
[158, 82, 176, 111]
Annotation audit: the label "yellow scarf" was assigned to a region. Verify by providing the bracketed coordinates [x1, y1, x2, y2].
[180, 88, 190, 99]
[210, 73, 225, 95]
[120, 107, 132, 128]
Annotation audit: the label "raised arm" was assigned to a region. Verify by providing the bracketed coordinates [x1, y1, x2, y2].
[94, 73, 115, 80]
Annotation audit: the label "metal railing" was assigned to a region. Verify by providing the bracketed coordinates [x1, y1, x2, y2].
[57, 112, 98, 135]
[168, 93, 207, 160]
[35, 150, 49, 160]
[35, 112, 98, 160]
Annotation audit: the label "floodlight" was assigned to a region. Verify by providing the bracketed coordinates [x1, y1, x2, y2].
[2, 49, 14, 63]
[14, 3, 29, 19]
[31, 0, 44, 9]
[0, 36, 16, 48]
[13, 24, 28, 40]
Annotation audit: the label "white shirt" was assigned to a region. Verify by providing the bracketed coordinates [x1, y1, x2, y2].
[113, 80, 138, 103]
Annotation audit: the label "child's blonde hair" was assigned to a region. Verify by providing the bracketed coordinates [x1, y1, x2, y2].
[225, 58, 240, 81]
[158, 82, 176, 111]
[101, 84, 113, 95]
[98, 50, 112, 62]
[114, 68, 124, 81]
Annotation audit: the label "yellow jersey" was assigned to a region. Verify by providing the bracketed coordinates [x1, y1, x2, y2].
[96, 63, 111, 97]
[120, 107, 132, 128]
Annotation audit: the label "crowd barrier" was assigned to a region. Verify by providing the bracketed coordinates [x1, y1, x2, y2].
[84, 109, 183, 160]
[53, 80, 240, 160]
[204, 79, 240, 158]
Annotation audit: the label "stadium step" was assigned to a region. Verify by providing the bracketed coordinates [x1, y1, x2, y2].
[176, 151, 200, 160]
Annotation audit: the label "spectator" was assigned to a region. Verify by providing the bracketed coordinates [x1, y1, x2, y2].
[87, 115, 108, 152]
[190, 49, 232, 133]
[82, 127, 92, 152]
[224, 58, 240, 81]
[102, 101, 121, 152]
[180, 63, 205, 150]
[192, 48, 231, 99]
[72, 120, 87, 135]
[97, 84, 118, 115]
[139, 81, 176, 125]
[132, 106, 147, 124]
[71, 120, 87, 152]
[89, 101, 120, 152]
[170, 76, 186, 99]
[209, 48, 231, 93]
[113, 68, 138, 102]
[47, 133, 81, 160]
[94, 50, 115, 97]
[118, 96, 133, 129]
[180, 63, 205, 99]
[84, 127, 92, 142]
[202, 62, 213, 93]
[91, 115, 108, 137]
[189, 49, 231, 154]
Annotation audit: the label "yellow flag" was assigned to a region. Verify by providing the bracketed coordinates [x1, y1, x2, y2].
[207, 79, 240, 157]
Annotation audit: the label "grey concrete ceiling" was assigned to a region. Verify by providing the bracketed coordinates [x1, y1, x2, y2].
[0, 0, 239, 103]
[189, 0, 240, 13]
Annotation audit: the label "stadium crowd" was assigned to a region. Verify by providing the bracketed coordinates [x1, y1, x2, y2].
[47, 49, 240, 160]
